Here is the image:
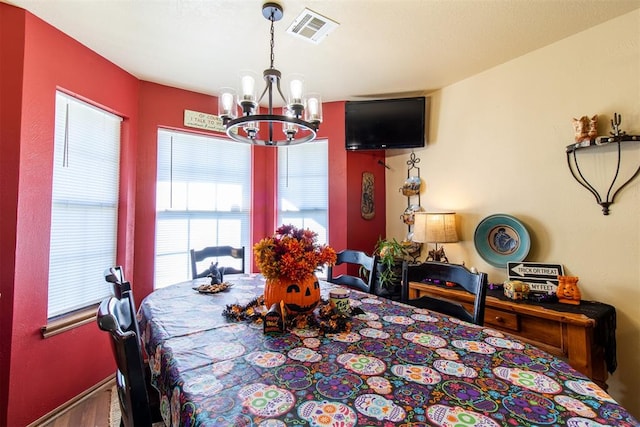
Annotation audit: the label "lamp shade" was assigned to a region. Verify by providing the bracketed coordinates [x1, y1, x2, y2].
[413, 212, 459, 243]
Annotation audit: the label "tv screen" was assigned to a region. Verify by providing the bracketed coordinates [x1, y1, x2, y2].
[345, 97, 427, 150]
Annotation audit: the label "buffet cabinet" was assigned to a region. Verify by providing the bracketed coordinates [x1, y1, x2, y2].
[407, 281, 611, 389]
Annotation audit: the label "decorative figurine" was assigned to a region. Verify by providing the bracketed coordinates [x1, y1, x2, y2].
[557, 275, 581, 305]
[503, 280, 529, 300]
[263, 302, 285, 334]
[207, 262, 223, 284]
[572, 115, 598, 143]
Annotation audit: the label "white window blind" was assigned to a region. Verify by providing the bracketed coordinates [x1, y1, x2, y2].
[48, 91, 122, 319]
[277, 139, 329, 244]
[155, 129, 251, 288]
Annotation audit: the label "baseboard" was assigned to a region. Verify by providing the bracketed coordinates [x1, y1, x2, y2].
[27, 374, 116, 427]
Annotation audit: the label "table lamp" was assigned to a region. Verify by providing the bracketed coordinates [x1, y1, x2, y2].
[412, 212, 459, 262]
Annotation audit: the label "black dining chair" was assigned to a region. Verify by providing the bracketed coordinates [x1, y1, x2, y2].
[190, 246, 245, 279]
[327, 249, 378, 293]
[401, 261, 488, 325]
[98, 268, 163, 427]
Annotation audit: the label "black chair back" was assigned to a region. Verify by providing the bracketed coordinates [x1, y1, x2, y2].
[104, 267, 139, 335]
[190, 246, 245, 279]
[97, 296, 153, 427]
[327, 249, 378, 293]
[401, 261, 488, 325]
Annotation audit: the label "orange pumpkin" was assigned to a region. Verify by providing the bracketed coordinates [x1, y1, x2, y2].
[557, 275, 581, 305]
[264, 274, 320, 314]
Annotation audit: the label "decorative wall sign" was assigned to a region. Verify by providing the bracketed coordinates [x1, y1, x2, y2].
[184, 109, 226, 133]
[361, 172, 375, 220]
[507, 262, 565, 294]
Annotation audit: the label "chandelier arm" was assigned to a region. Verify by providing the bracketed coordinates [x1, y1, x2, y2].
[256, 84, 270, 106]
[275, 78, 287, 107]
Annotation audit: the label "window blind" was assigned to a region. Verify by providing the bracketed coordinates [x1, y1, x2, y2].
[155, 129, 251, 288]
[48, 91, 122, 319]
[277, 139, 329, 244]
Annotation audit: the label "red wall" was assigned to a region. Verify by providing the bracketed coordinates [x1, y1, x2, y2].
[0, 5, 25, 423]
[0, 3, 386, 424]
[1, 5, 139, 426]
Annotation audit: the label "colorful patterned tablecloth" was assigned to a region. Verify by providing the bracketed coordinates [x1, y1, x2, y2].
[138, 275, 638, 427]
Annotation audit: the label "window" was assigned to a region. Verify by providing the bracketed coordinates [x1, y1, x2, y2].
[47, 92, 122, 319]
[155, 129, 251, 288]
[277, 139, 329, 259]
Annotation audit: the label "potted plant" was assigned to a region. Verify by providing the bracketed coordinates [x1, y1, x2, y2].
[373, 237, 409, 299]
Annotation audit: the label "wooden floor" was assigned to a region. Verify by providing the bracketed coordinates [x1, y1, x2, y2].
[36, 386, 112, 427]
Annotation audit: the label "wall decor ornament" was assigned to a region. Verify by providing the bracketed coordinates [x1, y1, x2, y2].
[402, 152, 423, 261]
[361, 172, 375, 220]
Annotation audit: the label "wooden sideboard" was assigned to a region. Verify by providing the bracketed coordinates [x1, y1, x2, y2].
[408, 281, 610, 389]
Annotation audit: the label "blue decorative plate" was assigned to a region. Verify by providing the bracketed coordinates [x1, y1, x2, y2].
[474, 214, 530, 268]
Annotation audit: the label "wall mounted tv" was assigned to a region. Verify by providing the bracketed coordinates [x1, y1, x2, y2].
[345, 96, 427, 150]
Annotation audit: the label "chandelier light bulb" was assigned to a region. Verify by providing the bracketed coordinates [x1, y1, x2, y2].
[218, 88, 237, 120]
[241, 75, 256, 100]
[222, 93, 233, 110]
[282, 107, 298, 140]
[306, 94, 322, 124]
[289, 75, 304, 105]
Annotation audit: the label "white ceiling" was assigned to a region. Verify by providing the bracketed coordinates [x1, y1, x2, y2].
[6, 0, 640, 104]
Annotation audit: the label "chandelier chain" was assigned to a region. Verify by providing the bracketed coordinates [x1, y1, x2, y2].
[269, 12, 275, 69]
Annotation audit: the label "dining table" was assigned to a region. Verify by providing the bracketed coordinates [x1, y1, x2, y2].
[138, 274, 639, 427]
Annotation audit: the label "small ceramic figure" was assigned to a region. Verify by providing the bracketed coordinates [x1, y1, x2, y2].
[207, 262, 223, 284]
[572, 115, 598, 143]
[503, 280, 529, 300]
[557, 275, 581, 305]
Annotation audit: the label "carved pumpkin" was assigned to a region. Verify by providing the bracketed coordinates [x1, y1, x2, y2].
[264, 274, 320, 314]
[557, 275, 581, 305]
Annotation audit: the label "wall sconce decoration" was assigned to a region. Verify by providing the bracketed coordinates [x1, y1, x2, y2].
[412, 212, 458, 263]
[566, 113, 640, 215]
[402, 152, 423, 261]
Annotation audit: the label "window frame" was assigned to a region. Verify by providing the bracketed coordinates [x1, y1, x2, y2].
[154, 129, 252, 288]
[44, 91, 122, 334]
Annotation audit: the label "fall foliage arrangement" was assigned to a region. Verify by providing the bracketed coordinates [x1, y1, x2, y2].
[253, 224, 336, 282]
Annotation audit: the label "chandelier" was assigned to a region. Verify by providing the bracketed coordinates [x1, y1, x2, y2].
[218, 2, 322, 146]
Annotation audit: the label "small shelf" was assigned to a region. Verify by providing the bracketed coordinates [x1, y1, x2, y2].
[566, 134, 640, 153]
[565, 134, 640, 215]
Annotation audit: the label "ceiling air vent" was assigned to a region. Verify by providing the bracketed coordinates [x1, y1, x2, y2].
[286, 8, 339, 44]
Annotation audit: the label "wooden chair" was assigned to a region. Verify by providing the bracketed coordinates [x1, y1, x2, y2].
[104, 266, 130, 303]
[327, 249, 378, 293]
[401, 261, 488, 325]
[99, 268, 163, 427]
[190, 246, 245, 279]
[98, 296, 155, 427]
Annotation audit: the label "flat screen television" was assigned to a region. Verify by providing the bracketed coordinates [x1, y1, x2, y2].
[345, 96, 427, 150]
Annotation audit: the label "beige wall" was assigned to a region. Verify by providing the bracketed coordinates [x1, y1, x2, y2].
[385, 10, 640, 415]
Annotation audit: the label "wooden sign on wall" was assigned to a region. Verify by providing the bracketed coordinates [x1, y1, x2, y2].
[183, 109, 226, 133]
[361, 172, 374, 220]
